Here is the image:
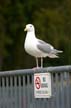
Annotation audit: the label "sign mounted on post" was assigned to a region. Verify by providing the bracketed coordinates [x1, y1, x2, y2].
[34, 73, 51, 98]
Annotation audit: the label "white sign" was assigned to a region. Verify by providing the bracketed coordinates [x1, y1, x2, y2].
[34, 73, 51, 98]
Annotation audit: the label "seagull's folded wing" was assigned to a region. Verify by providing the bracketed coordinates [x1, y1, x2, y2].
[37, 39, 54, 54]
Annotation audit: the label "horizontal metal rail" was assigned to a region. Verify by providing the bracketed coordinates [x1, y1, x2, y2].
[0, 65, 71, 76]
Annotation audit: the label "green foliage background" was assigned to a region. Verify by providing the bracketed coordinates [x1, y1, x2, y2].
[0, 0, 71, 70]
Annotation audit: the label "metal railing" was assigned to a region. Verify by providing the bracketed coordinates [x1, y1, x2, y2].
[0, 65, 71, 108]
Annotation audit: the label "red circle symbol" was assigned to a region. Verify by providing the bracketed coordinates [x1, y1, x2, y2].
[35, 77, 41, 89]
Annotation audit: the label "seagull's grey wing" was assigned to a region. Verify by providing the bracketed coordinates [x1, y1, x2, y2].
[37, 39, 54, 53]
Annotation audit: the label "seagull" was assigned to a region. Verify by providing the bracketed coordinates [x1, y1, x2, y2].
[24, 24, 63, 68]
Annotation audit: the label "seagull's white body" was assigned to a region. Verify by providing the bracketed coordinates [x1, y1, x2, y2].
[24, 24, 63, 67]
[24, 32, 48, 58]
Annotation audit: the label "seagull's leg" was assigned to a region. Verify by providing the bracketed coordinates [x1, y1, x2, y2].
[41, 57, 43, 68]
[32, 58, 39, 69]
[36, 58, 39, 68]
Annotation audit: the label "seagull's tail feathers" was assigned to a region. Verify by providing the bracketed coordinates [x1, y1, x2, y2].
[49, 49, 63, 58]
[53, 49, 63, 54]
[48, 54, 59, 58]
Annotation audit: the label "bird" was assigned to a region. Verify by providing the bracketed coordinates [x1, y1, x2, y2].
[24, 24, 63, 68]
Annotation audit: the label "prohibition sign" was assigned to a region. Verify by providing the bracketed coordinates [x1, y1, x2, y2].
[35, 77, 41, 89]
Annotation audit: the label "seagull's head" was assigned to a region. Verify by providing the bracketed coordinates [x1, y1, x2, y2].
[24, 24, 35, 32]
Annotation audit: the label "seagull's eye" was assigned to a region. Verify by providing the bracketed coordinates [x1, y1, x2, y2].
[30, 25, 32, 27]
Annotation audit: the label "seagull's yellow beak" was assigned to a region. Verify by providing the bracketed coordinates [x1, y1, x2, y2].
[24, 27, 27, 31]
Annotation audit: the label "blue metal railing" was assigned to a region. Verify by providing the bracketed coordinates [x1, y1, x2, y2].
[0, 65, 71, 108]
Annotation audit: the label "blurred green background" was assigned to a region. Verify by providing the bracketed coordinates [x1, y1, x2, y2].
[0, 0, 71, 71]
